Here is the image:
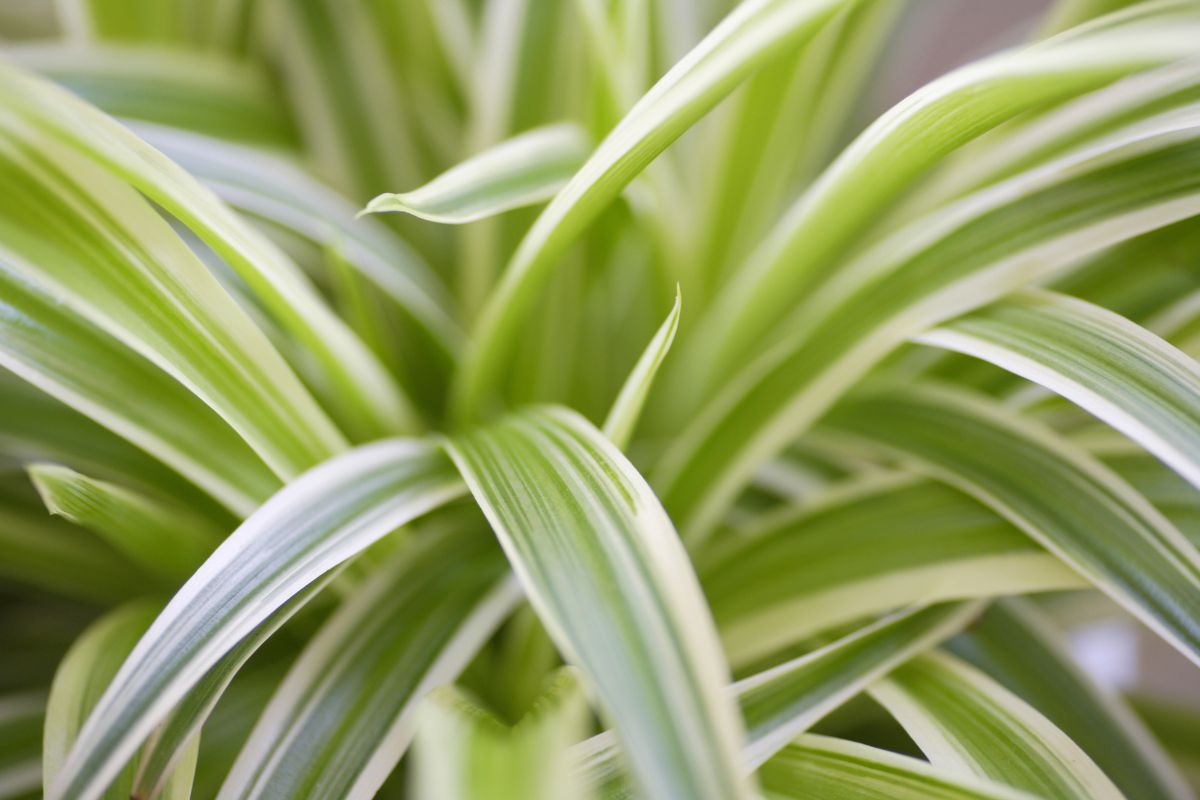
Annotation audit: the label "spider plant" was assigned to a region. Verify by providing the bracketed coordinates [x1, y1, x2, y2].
[2, 0, 1200, 797]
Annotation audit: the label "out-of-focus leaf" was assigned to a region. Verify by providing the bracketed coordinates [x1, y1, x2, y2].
[412, 668, 591, 800]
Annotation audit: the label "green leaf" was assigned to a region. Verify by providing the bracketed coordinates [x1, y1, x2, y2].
[579, 602, 982, 794]
[918, 289, 1200, 491]
[365, 123, 589, 224]
[950, 599, 1192, 800]
[0, 481, 153, 603]
[703, 476, 1083, 666]
[737, 602, 982, 769]
[870, 651, 1124, 799]
[47, 438, 465, 800]
[0, 93, 350, 477]
[134, 124, 462, 362]
[0, 374, 238, 519]
[825, 382, 1200, 664]
[43, 602, 155, 799]
[660, 101, 1200, 541]
[4, 43, 297, 146]
[259, 0, 422, 199]
[446, 407, 753, 800]
[218, 529, 520, 799]
[696, 13, 1200, 385]
[603, 284, 681, 449]
[759, 735, 1038, 800]
[28, 463, 222, 585]
[412, 668, 592, 800]
[452, 0, 857, 421]
[0, 64, 414, 441]
[0, 258, 278, 516]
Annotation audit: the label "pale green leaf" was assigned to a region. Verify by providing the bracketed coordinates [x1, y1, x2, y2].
[695, 13, 1200, 384]
[950, 599, 1193, 800]
[918, 289, 1200, 491]
[3, 43, 297, 145]
[825, 382, 1200, 665]
[759, 735, 1038, 800]
[579, 602, 982, 794]
[871, 651, 1124, 799]
[452, 0, 857, 421]
[446, 407, 753, 800]
[365, 123, 589, 224]
[660, 102, 1200, 541]
[218, 529, 520, 800]
[603, 284, 681, 449]
[48, 438, 465, 800]
[0, 256, 278, 516]
[28, 463, 222, 585]
[134, 124, 462, 361]
[412, 668, 592, 800]
[704, 476, 1083, 666]
[43, 602, 155, 799]
[0, 63, 414, 440]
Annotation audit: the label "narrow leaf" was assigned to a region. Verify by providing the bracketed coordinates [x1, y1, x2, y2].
[704, 477, 1082, 665]
[0, 258, 278, 516]
[453, 0, 857, 420]
[218, 529, 520, 800]
[366, 123, 588, 224]
[918, 289, 1200, 491]
[825, 382, 1200, 665]
[603, 284, 681, 449]
[870, 651, 1124, 799]
[950, 599, 1193, 800]
[446, 407, 753, 800]
[43, 602, 155, 798]
[48, 439, 465, 800]
[0, 64, 413, 439]
[28, 463, 222, 585]
[759, 735, 1038, 800]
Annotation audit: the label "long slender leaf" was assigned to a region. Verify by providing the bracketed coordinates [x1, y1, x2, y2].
[704, 476, 1081, 666]
[218, 529, 521, 800]
[43, 602, 156, 799]
[0, 97, 350, 476]
[28, 463, 221, 585]
[759, 735, 1038, 800]
[0, 63, 413, 439]
[603, 284, 681, 449]
[579, 602, 982, 794]
[825, 382, 1200, 665]
[366, 123, 589, 224]
[0, 255, 277, 516]
[660, 104, 1200, 540]
[918, 289, 1200, 491]
[446, 406, 753, 800]
[870, 651, 1124, 799]
[452, 0, 857, 421]
[133, 123, 462, 361]
[695, 13, 1200, 384]
[949, 599, 1193, 800]
[3, 43, 297, 146]
[48, 438, 465, 800]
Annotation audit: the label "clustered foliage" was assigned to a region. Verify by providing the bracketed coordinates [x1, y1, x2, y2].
[1, 0, 1200, 798]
